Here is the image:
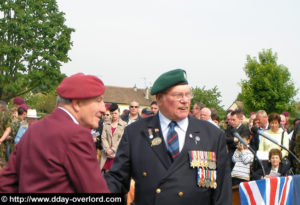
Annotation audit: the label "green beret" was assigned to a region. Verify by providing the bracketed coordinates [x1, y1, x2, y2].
[151, 69, 188, 95]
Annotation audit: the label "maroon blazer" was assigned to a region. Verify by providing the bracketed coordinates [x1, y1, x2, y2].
[0, 108, 109, 193]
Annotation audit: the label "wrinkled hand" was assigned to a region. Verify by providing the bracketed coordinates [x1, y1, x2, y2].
[106, 149, 115, 158]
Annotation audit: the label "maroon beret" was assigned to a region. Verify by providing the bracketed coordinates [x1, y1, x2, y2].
[57, 73, 105, 99]
[13, 97, 25, 105]
[19, 104, 29, 112]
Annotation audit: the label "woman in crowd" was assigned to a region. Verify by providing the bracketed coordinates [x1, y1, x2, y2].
[100, 103, 127, 172]
[252, 148, 290, 179]
[258, 113, 290, 159]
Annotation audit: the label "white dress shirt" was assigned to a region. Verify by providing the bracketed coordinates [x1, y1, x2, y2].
[158, 111, 188, 152]
[58, 106, 79, 125]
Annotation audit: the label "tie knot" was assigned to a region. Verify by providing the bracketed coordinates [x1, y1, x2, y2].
[169, 121, 177, 129]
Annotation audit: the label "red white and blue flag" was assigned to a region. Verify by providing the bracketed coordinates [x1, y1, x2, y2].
[239, 176, 294, 205]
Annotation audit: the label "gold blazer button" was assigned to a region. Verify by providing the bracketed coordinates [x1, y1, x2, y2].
[156, 188, 161, 194]
[178, 192, 184, 197]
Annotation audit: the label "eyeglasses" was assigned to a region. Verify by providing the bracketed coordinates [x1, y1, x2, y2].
[130, 106, 139, 108]
[168, 92, 194, 101]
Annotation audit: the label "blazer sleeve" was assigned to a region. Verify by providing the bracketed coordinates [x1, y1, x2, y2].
[104, 127, 131, 193]
[214, 131, 232, 205]
[64, 128, 109, 193]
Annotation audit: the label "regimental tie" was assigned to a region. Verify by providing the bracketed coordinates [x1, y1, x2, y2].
[167, 121, 180, 159]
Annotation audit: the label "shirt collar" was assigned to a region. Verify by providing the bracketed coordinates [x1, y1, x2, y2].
[158, 111, 188, 132]
[58, 106, 79, 125]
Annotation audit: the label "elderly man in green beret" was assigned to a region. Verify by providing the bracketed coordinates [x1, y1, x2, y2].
[105, 69, 231, 205]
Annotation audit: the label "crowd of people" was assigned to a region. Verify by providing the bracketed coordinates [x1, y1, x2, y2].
[0, 69, 299, 205]
[191, 104, 300, 187]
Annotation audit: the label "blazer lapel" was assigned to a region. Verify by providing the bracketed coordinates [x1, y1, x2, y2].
[143, 115, 172, 169]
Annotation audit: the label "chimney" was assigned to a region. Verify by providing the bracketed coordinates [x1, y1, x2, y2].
[133, 84, 137, 92]
[145, 87, 150, 99]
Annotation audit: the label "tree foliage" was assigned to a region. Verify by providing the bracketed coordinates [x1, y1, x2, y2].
[24, 90, 57, 116]
[239, 49, 298, 114]
[191, 86, 226, 119]
[0, 0, 74, 101]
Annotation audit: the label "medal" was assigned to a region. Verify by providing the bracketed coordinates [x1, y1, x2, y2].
[213, 170, 217, 189]
[195, 136, 200, 144]
[151, 137, 162, 146]
[209, 170, 214, 188]
[201, 168, 206, 187]
[208, 152, 213, 169]
[189, 151, 195, 168]
[200, 151, 204, 168]
[205, 169, 210, 188]
[197, 168, 202, 187]
[148, 128, 154, 139]
[204, 152, 208, 168]
[212, 152, 216, 169]
[194, 151, 198, 167]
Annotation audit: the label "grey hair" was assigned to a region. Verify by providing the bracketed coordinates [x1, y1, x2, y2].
[56, 96, 72, 106]
[257, 110, 267, 117]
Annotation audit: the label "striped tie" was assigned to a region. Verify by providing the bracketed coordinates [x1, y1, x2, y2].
[167, 121, 180, 159]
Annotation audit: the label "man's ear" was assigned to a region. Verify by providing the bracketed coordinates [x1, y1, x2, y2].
[72, 99, 81, 112]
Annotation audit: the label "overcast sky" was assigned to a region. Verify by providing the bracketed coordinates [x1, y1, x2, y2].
[56, 0, 300, 108]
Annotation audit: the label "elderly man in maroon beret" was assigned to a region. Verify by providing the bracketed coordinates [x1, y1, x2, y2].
[0, 73, 109, 193]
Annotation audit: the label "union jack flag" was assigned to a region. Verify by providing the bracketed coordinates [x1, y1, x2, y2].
[239, 176, 294, 205]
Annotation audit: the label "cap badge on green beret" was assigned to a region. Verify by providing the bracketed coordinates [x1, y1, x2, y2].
[150, 68, 188, 95]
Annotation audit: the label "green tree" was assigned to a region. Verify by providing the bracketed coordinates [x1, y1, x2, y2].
[24, 90, 57, 116]
[239, 49, 298, 114]
[191, 86, 226, 119]
[0, 0, 74, 101]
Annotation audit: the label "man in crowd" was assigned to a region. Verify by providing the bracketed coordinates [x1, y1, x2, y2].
[150, 101, 159, 115]
[141, 108, 154, 118]
[200, 107, 219, 128]
[0, 73, 109, 193]
[105, 69, 231, 205]
[121, 100, 142, 125]
[225, 109, 250, 169]
[192, 102, 204, 119]
[250, 110, 269, 152]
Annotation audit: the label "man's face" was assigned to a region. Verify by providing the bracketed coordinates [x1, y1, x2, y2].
[76, 96, 105, 129]
[200, 108, 210, 121]
[256, 113, 268, 129]
[226, 115, 232, 125]
[230, 114, 242, 128]
[129, 101, 139, 116]
[150, 104, 159, 115]
[27, 118, 37, 126]
[192, 104, 201, 117]
[157, 84, 191, 122]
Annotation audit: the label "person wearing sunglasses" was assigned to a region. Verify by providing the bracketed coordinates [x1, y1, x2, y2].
[121, 100, 142, 125]
[105, 69, 231, 205]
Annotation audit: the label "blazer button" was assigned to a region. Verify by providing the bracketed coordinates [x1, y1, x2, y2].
[178, 192, 184, 197]
[142, 172, 147, 177]
[156, 188, 161, 194]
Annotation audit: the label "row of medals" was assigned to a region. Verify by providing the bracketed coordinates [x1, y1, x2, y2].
[197, 168, 217, 189]
[189, 151, 217, 189]
[189, 152, 216, 170]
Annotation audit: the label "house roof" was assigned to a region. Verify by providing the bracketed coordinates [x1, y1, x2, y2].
[103, 85, 156, 106]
